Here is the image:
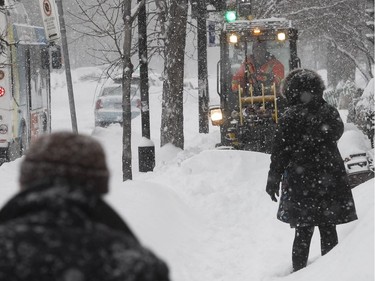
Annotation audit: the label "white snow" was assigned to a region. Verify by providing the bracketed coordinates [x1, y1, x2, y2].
[0, 67, 373, 281]
[356, 78, 374, 113]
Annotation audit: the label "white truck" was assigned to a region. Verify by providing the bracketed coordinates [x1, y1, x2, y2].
[0, 0, 61, 163]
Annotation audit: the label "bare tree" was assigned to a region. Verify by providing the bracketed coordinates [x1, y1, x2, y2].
[71, 0, 145, 180]
[276, 0, 373, 87]
[250, 0, 283, 18]
[70, 0, 133, 75]
[70, 0, 190, 177]
[156, 0, 188, 149]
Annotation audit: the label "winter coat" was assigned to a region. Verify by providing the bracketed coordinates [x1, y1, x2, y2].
[0, 182, 170, 281]
[266, 98, 358, 228]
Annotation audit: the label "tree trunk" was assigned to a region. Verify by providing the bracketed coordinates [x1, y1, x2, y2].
[122, 1, 133, 181]
[138, 0, 150, 139]
[160, 0, 188, 149]
[197, 0, 209, 134]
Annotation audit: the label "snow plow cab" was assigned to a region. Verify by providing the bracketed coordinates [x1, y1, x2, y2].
[209, 13, 300, 152]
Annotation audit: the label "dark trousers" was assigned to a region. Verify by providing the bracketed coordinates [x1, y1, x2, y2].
[292, 225, 338, 272]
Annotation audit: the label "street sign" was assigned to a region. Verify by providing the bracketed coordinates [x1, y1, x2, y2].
[39, 0, 60, 43]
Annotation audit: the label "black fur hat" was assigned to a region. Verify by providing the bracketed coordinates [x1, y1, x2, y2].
[283, 68, 326, 106]
[19, 132, 109, 194]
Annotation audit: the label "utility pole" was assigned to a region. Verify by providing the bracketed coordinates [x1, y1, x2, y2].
[137, 0, 155, 172]
[197, 0, 209, 133]
[55, 0, 78, 133]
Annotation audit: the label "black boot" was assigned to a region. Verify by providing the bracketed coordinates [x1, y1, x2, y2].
[319, 225, 338, 256]
[292, 226, 314, 272]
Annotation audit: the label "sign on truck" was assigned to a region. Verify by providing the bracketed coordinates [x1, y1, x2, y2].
[39, 0, 60, 43]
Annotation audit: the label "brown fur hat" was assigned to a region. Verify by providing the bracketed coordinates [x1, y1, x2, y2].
[19, 132, 109, 194]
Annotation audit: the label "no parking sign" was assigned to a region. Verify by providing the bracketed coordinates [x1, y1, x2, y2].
[39, 0, 60, 43]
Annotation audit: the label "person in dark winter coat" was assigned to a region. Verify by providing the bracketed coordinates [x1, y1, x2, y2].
[266, 69, 358, 272]
[0, 132, 170, 280]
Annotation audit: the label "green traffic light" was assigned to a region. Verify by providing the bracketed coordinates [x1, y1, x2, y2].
[224, 11, 237, 22]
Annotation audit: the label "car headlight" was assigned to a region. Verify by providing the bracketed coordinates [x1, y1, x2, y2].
[277, 32, 286, 41]
[209, 106, 224, 126]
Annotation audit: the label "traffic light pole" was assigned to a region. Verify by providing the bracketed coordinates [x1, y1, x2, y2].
[197, 0, 209, 134]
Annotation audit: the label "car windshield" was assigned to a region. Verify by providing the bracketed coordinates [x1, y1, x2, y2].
[228, 40, 291, 76]
[101, 85, 139, 98]
[101, 86, 122, 96]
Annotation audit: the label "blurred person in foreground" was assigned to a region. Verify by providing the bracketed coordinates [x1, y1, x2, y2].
[265, 69, 357, 272]
[0, 132, 170, 280]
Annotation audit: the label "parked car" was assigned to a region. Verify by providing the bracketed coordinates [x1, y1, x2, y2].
[344, 151, 374, 188]
[94, 84, 141, 127]
[339, 127, 374, 188]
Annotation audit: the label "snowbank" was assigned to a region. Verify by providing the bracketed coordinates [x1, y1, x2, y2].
[0, 67, 373, 281]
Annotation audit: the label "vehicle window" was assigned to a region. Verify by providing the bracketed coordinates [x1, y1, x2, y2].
[101, 86, 122, 96]
[100, 85, 139, 100]
[228, 40, 291, 75]
[260, 41, 290, 74]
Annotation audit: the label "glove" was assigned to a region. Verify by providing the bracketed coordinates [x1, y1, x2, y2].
[266, 173, 281, 202]
[266, 182, 279, 202]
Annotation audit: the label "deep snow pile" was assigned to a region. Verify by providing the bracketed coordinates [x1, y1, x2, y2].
[0, 67, 373, 281]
